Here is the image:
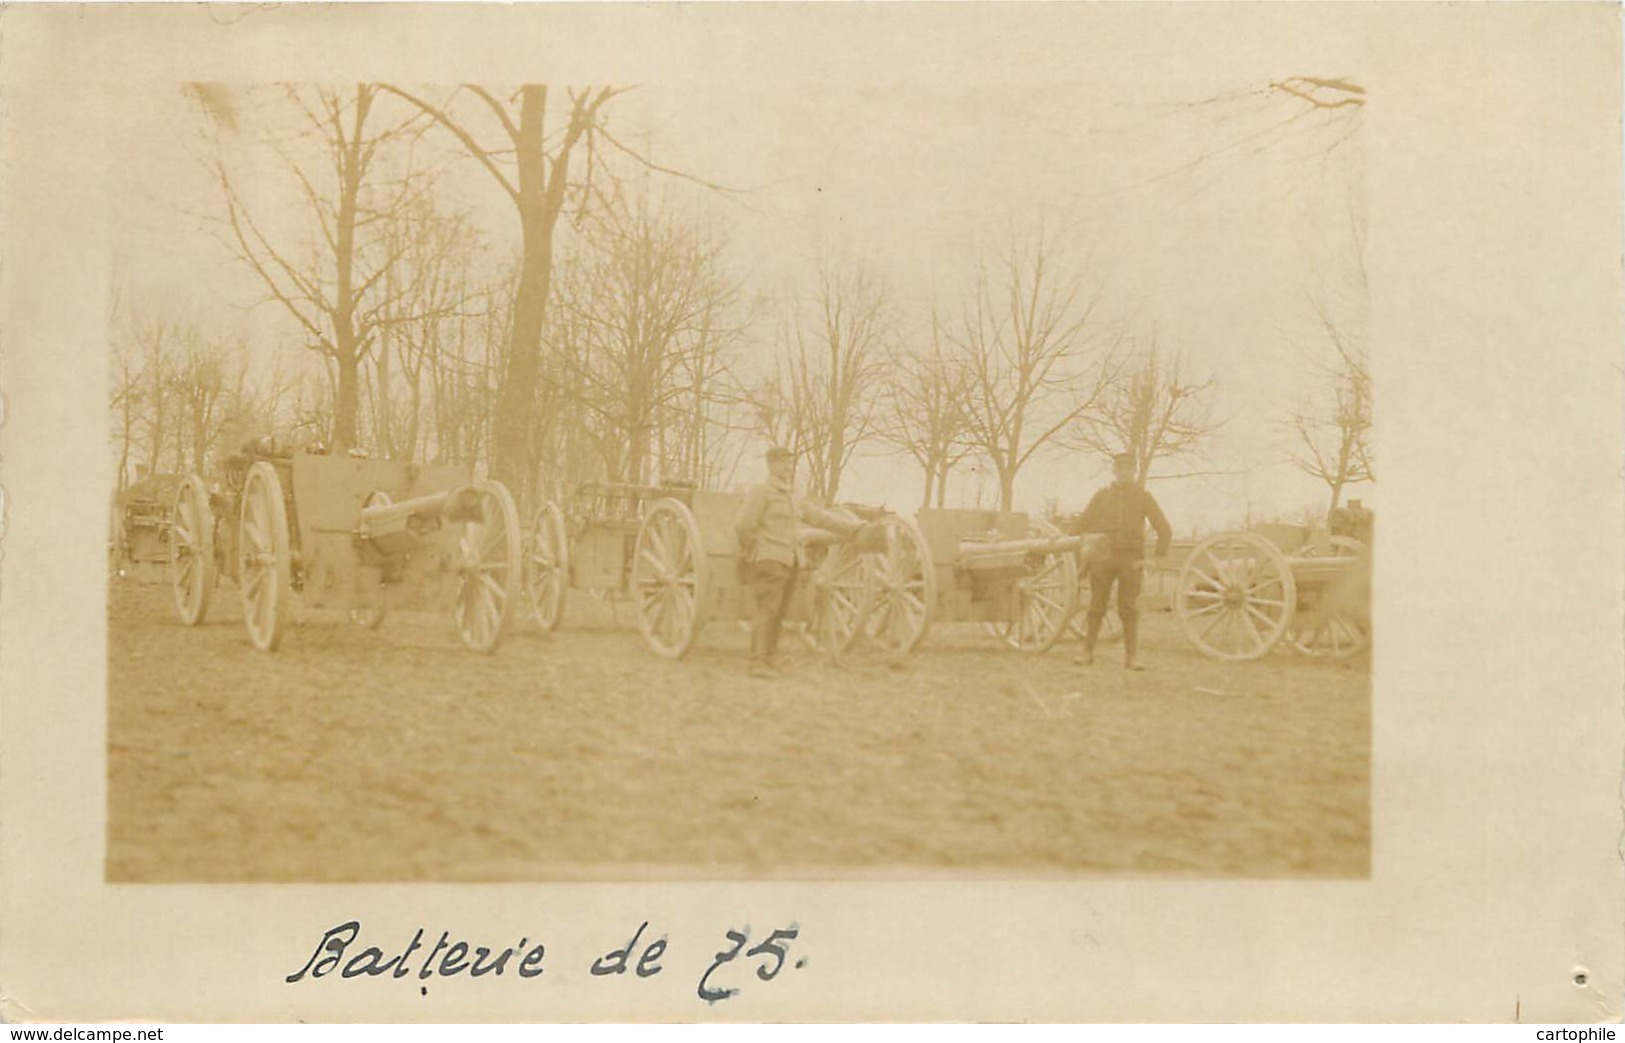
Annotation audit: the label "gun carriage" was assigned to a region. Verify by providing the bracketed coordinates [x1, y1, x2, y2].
[915, 510, 1090, 653]
[167, 444, 522, 653]
[523, 482, 935, 661]
[1172, 529, 1371, 660]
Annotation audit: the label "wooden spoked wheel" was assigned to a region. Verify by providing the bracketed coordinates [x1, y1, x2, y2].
[631, 498, 709, 659]
[1290, 608, 1370, 658]
[453, 480, 521, 654]
[1175, 531, 1296, 661]
[1289, 538, 1371, 658]
[990, 519, 1079, 653]
[237, 462, 291, 652]
[524, 501, 570, 631]
[169, 474, 216, 626]
[858, 515, 935, 658]
[805, 541, 872, 658]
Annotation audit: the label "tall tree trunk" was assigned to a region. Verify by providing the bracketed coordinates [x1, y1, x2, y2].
[492, 88, 555, 494]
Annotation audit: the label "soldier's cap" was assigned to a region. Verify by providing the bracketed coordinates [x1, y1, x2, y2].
[1112, 452, 1135, 466]
[766, 445, 795, 461]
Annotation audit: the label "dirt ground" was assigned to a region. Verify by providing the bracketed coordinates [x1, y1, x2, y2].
[106, 576, 1369, 881]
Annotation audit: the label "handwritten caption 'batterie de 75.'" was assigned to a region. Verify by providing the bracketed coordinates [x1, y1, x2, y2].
[284, 920, 806, 1005]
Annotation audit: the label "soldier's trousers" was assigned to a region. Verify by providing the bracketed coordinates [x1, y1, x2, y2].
[1087, 552, 1143, 628]
[747, 560, 799, 666]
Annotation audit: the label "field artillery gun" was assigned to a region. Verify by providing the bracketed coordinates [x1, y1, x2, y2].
[523, 482, 935, 662]
[915, 509, 1092, 654]
[167, 443, 522, 653]
[1172, 529, 1371, 660]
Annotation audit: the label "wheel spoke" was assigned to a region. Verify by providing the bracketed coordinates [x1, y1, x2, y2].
[1029, 590, 1065, 614]
[1239, 606, 1266, 650]
[1244, 603, 1281, 632]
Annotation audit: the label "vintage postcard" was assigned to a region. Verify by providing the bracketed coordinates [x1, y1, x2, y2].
[0, 2, 1619, 1025]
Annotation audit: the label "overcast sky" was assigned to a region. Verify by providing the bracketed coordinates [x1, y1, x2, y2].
[109, 64, 1369, 535]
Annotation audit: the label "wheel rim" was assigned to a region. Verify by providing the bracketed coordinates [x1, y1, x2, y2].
[1289, 539, 1370, 657]
[237, 462, 289, 652]
[1291, 611, 1370, 658]
[1007, 519, 1078, 653]
[808, 542, 871, 654]
[631, 499, 708, 658]
[454, 480, 520, 654]
[169, 474, 215, 626]
[1175, 531, 1295, 660]
[860, 515, 935, 656]
[525, 501, 570, 630]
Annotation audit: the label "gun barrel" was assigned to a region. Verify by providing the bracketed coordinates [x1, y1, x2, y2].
[359, 486, 483, 540]
[957, 534, 1085, 559]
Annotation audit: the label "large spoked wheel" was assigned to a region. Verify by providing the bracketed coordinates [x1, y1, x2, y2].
[1289, 539, 1371, 658]
[1175, 531, 1296, 661]
[169, 474, 217, 625]
[631, 498, 709, 659]
[992, 519, 1079, 653]
[237, 462, 291, 652]
[805, 541, 873, 658]
[454, 480, 522, 654]
[857, 515, 936, 659]
[524, 501, 570, 631]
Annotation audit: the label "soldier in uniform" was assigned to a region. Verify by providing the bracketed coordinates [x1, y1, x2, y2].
[1074, 452, 1173, 670]
[734, 446, 867, 679]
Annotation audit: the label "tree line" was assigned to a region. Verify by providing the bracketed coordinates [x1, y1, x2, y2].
[111, 82, 1372, 519]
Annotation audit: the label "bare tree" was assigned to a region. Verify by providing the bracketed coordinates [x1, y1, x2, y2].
[547, 201, 743, 486]
[767, 260, 894, 502]
[173, 326, 251, 476]
[376, 85, 622, 494]
[949, 225, 1116, 511]
[1290, 313, 1372, 514]
[125, 309, 183, 476]
[1289, 201, 1372, 515]
[1071, 338, 1220, 487]
[879, 324, 975, 508]
[193, 84, 432, 452]
[377, 83, 745, 498]
[368, 198, 482, 461]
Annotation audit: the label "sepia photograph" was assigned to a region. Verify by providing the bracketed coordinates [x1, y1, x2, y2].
[105, 64, 1375, 886]
[1, 2, 1620, 1025]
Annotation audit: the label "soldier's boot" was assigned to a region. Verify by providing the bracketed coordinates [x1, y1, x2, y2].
[1075, 614, 1103, 666]
[1123, 614, 1145, 671]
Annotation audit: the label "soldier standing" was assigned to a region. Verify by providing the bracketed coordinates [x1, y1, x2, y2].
[734, 446, 862, 679]
[1074, 452, 1172, 670]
